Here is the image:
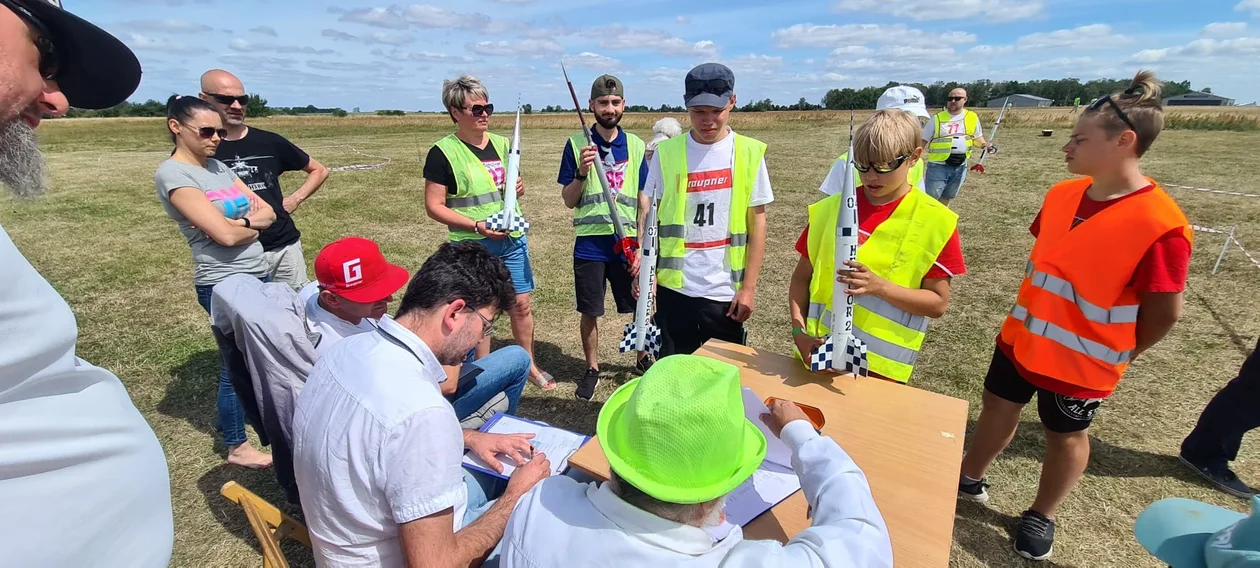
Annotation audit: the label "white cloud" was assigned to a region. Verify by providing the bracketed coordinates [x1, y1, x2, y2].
[322, 29, 358, 41]
[402, 4, 491, 30]
[772, 23, 976, 48]
[120, 19, 212, 33]
[677, 16, 691, 24]
[338, 7, 410, 29]
[229, 38, 336, 55]
[641, 66, 688, 86]
[562, 52, 623, 70]
[1125, 37, 1260, 64]
[250, 26, 279, 37]
[968, 44, 1015, 55]
[373, 48, 476, 64]
[363, 31, 415, 46]
[467, 39, 563, 58]
[306, 60, 371, 71]
[1203, 22, 1248, 36]
[725, 53, 785, 75]
[1237, 0, 1260, 18]
[125, 33, 208, 54]
[829, 45, 874, 57]
[582, 26, 721, 58]
[1012, 56, 1099, 72]
[832, 0, 1042, 23]
[1016, 24, 1131, 51]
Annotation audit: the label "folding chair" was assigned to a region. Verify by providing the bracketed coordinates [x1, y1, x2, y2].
[220, 481, 311, 568]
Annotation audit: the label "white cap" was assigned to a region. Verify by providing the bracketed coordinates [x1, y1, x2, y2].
[877, 86, 930, 119]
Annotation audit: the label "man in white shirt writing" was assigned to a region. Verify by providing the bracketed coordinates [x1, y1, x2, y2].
[499, 355, 893, 567]
[293, 241, 550, 567]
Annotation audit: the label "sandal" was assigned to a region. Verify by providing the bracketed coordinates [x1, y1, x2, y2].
[529, 370, 557, 391]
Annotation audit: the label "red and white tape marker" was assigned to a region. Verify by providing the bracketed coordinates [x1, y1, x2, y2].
[309, 145, 392, 173]
[1168, 184, 1260, 199]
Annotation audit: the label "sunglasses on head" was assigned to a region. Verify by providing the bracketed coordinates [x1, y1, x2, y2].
[1088, 94, 1139, 135]
[189, 126, 228, 140]
[854, 154, 911, 174]
[466, 103, 494, 117]
[947, 96, 965, 102]
[1, 0, 60, 80]
[204, 92, 249, 107]
[685, 78, 732, 97]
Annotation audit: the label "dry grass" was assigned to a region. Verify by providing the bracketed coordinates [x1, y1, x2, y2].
[9, 113, 1260, 567]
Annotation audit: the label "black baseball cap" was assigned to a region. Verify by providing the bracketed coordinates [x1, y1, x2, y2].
[683, 63, 734, 109]
[4, 0, 142, 109]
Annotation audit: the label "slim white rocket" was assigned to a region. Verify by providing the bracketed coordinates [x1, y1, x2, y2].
[971, 97, 1011, 174]
[809, 112, 869, 377]
[620, 195, 662, 357]
[485, 103, 530, 234]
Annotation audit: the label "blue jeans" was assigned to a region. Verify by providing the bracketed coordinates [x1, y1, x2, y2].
[448, 345, 530, 420]
[925, 161, 969, 200]
[195, 282, 251, 447]
[475, 235, 535, 294]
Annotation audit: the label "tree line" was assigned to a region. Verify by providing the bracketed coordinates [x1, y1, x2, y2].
[64, 94, 350, 118]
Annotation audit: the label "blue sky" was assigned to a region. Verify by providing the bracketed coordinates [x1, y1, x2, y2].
[74, 0, 1260, 110]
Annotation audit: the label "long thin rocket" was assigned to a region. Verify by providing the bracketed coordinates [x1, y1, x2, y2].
[620, 193, 662, 358]
[485, 102, 530, 234]
[809, 111, 869, 377]
[970, 97, 1010, 174]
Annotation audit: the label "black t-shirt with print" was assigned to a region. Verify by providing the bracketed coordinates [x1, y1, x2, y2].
[423, 139, 504, 195]
[215, 128, 310, 251]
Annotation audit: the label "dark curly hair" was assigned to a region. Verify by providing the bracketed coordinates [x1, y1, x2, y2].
[396, 241, 516, 318]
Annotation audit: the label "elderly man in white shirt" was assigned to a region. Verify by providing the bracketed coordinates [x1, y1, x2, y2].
[500, 355, 893, 567]
[292, 241, 552, 567]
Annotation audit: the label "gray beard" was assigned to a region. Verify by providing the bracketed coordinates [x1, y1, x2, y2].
[0, 119, 46, 198]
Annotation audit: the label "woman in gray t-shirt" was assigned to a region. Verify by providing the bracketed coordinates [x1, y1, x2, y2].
[155, 95, 276, 469]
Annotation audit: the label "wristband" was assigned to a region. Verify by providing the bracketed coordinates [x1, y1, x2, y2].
[242, 217, 251, 229]
[791, 327, 805, 336]
[574, 172, 588, 181]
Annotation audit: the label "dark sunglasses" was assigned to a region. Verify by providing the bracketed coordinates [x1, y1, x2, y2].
[466, 103, 494, 117]
[204, 92, 250, 107]
[1, 0, 60, 80]
[947, 96, 966, 102]
[685, 78, 733, 97]
[189, 125, 228, 140]
[1088, 94, 1139, 134]
[855, 154, 911, 174]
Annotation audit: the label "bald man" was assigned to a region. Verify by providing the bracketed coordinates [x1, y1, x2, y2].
[922, 87, 987, 207]
[200, 70, 330, 290]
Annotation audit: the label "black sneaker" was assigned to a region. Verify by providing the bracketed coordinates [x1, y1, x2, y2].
[575, 368, 600, 401]
[1180, 454, 1256, 499]
[1014, 510, 1055, 561]
[635, 354, 655, 375]
[958, 476, 990, 505]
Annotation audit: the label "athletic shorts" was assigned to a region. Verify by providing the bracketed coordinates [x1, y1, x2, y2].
[574, 258, 634, 317]
[475, 235, 535, 295]
[983, 345, 1106, 434]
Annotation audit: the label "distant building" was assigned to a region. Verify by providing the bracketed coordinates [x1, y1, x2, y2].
[1163, 92, 1235, 106]
[988, 94, 1052, 108]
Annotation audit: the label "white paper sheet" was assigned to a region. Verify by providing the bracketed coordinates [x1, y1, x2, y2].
[742, 388, 794, 469]
[461, 414, 588, 479]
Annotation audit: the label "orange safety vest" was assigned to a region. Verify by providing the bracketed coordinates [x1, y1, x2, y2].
[999, 177, 1192, 393]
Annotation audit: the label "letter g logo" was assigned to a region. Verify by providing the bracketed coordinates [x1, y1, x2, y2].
[343, 258, 363, 286]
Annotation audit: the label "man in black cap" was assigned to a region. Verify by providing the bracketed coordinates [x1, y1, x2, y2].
[0, 1, 174, 565]
[638, 62, 773, 356]
[559, 73, 650, 399]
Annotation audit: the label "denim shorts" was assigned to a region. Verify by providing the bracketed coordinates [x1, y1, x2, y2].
[474, 235, 535, 295]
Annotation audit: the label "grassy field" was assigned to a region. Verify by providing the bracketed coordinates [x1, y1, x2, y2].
[9, 108, 1260, 567]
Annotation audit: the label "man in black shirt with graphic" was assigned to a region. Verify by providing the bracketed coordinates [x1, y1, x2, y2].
[200, 69, 330, 290]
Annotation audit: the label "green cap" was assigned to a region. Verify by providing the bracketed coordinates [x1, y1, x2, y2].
[590, 74, 624, 100]
[597, 355, 766, 504]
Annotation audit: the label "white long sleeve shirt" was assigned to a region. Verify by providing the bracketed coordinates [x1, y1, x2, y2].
[499, 420, 893, 567]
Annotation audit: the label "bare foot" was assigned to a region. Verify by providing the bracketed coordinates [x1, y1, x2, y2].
[227, 442, 273, 469]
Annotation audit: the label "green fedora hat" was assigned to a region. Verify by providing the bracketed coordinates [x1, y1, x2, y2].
[597, 354, 767, 504]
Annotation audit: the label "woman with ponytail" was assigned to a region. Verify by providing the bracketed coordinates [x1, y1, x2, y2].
[154, 94, 276, 469]
[958, 71, 1193, 561]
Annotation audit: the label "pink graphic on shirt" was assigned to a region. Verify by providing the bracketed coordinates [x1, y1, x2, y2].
[482, 159, 506, 188]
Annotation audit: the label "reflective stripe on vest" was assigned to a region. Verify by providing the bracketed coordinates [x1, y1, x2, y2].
[1009, 304, 1133, 365]
[654, 133, 764, 293]
[434, 133, 518, 242]
[1024, 261, 1140, 324]
[446, 192, 502, 208]
[926, 110, 979, 163]
[808, 296, 930, 335]
[569, 132, 644, 237]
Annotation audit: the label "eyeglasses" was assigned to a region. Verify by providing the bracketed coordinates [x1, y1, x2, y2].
[685, 78, 733, 97]
[1088, 94, 1139, 135]
[1, 0, 60, 80]
[854, 154, 911, 174]
[466, 103, 494, 117]
[203, 92, 250, 107]
[464, 307, 499, 337]
[947, 96, 966, 102]
[191, 126, 228, 139]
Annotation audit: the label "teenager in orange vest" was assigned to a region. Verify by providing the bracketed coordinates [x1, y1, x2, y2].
[957, 71, 1193, 562]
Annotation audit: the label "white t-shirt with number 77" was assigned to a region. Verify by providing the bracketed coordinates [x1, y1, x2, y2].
[642, 130, 774, 302]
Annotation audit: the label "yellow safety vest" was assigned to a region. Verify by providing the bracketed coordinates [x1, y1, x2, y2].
[834, 152, 925, 193]
[926, 110, 980, 163]
[568, 131, 644, 238]
[801, 190, 958, 382]
[435, 133, 523, 242]
[655, 133, 766, 292]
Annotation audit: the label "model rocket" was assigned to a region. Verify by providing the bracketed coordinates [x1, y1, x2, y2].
[562, 62, 637, 260]
[971, 97, 1010, 174]
[809, 112, 869, 377]
[485, 103, 530, 234]
[620, 194, 662, 358]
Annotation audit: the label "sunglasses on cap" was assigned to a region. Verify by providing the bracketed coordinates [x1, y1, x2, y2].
[1, 0, 60, 81]
[685, 78, 733, 97]
[1088, 94, 1139, 135]
[466, 103, 494, 117]
[854, 154, 911, 174]
[947, 96, 965, 102]
[204, 92, 250, 107]
[188, 125, 229, 139]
